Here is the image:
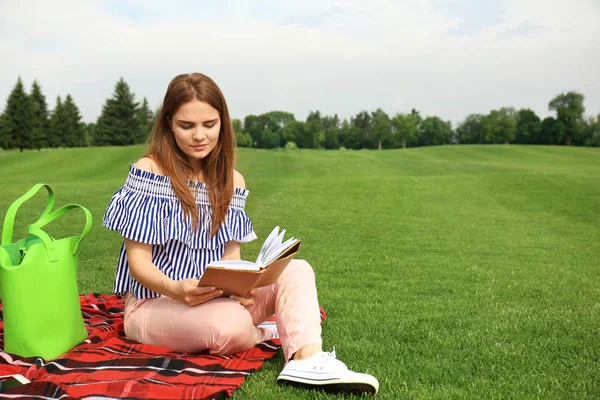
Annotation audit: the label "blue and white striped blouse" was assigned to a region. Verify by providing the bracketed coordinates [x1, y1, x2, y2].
[102, 164, 257, 299]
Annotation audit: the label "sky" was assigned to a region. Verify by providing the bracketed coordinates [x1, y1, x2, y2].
[1, 0, 599, 125]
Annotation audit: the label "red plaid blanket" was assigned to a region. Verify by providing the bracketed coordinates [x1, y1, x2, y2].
[0, 294, 326, 399]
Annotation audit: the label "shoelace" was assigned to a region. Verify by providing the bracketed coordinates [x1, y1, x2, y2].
[317, 348, 335, 359]
[313, 348, 347, 371]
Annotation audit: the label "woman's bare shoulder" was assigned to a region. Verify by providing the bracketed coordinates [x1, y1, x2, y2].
[134, 157, 165, 175]
[233, 170, 246, 189]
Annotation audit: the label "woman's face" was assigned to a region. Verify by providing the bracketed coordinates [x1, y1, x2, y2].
[170, 99, 221, 166]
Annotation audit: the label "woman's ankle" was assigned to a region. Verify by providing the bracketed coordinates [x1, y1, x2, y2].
[292, 343, 322, 361]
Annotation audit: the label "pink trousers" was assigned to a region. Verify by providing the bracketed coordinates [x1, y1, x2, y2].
[124, 259, 322, 362]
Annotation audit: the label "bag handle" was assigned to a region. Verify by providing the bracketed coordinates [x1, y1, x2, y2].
[27, 204, 93, 262]
[1, 184, 55, 246]
[0, 246, 12, 267]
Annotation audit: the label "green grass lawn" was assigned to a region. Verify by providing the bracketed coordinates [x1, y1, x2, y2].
[0, 145, 599, 399]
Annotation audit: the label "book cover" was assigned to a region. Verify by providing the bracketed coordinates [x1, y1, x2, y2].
[198, 227, 301, 297]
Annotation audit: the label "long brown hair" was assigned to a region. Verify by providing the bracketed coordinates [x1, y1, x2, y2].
[146, 73, 235, 237]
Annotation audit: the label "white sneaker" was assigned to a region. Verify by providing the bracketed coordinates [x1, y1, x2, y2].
[257, 320, 279, 339]
[277, 350, 379, 395]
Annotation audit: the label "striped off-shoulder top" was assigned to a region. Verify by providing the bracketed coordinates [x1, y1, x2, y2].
[102, 164, 257, 299]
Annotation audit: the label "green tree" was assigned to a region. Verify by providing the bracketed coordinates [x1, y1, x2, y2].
[583, 114, 600, 147]
[418, 116, 452, 146]
[232, 118, 243, 133]
[353, 111, 373, 149]
[135, 97, 154, 144]
[261, 129, 280, 149]
[243, 115, 264, 147]
[84, 122, 96, 147]
[391, 112, 418, 149]
[29, 80, 50, 150]
[48, 96, 65, 147]
[94, 78, 140, 146]
[1, 77, 35, 152]
[281, 120, 304, 147]
[339, 119, 361, 149]
[549, 91, 585, 146]
[62, 94, 86, 147]
[0, 113, 10, 149]
[456, 114, 487, 144]
[321, 114, 341, 149]
[322, 114, 340, 131]
[303, 111, 324, 149]
[485, 108, 517, 144]
[296, 124, 317, 149]
[263, 111, 295, 133]
[515, 109, 542, 144]
[235, 131, 253, 147]
[410, 108, 422, 126]
[323, 127, 340, 149]
[540, 117, 566, 145]
[371, 108, 391, 150]
[259, 111, 295, 147]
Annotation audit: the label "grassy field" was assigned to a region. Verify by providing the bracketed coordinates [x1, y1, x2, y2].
[0, 145, 599, 399]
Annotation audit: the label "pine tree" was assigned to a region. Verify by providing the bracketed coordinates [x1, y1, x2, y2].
[84, 123, 95, 146]
[62, 95, 86, 147]
[48, 96, 65, 147]
[135, 97, 154, 144]
[30, 80, 50, 150]
[1, 77, 35, 152]
[0, 113, 10, 150]
[94, 78, 140, 146]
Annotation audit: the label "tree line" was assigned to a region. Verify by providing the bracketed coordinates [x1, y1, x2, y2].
[0, 77, 154, 151]
[1, 77, 599, 152]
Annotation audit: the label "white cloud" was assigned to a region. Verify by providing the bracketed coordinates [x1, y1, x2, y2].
[0, 0, 598, 125]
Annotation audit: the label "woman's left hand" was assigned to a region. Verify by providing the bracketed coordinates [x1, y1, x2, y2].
[230, 289, 257, 308]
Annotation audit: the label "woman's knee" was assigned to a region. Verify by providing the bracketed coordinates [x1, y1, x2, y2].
[281, 259, 315, 281]
[208, 301, 258, 355]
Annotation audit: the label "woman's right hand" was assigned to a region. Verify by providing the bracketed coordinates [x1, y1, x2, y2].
[165, 278, 223, 306]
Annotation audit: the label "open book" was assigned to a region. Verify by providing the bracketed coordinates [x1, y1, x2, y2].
[198, 226, 301, 297]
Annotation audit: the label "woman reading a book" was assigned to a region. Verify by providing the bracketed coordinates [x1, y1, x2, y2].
[102, 73, 378, 395]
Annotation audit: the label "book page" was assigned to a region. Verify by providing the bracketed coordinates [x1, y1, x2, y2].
[207, 226, 297, 271]
[261, 236, 299, 266]
[207, 260, 260, 270]
[255, 226, 283, 265]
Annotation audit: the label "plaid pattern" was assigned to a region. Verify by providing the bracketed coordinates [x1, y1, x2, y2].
[0, 294, 326, 399]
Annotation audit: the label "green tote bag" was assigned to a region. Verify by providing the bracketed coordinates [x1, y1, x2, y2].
[0, 184, 91, 360]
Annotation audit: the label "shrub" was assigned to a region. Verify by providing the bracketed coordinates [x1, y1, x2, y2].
[235, 132, 253, 148]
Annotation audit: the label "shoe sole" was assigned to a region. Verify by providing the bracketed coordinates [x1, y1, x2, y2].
[278, 376, 378, 396]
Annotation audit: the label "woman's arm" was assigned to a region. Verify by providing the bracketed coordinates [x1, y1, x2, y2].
[220, 241, 241, 260]
[125, 239, 222, 306]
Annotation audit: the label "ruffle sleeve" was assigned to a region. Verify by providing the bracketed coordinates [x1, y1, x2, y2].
[223, 189, 258, 243]
[102, 166, 257, 249]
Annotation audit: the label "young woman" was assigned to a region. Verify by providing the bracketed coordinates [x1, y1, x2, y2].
[103, 73, 379, 395]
